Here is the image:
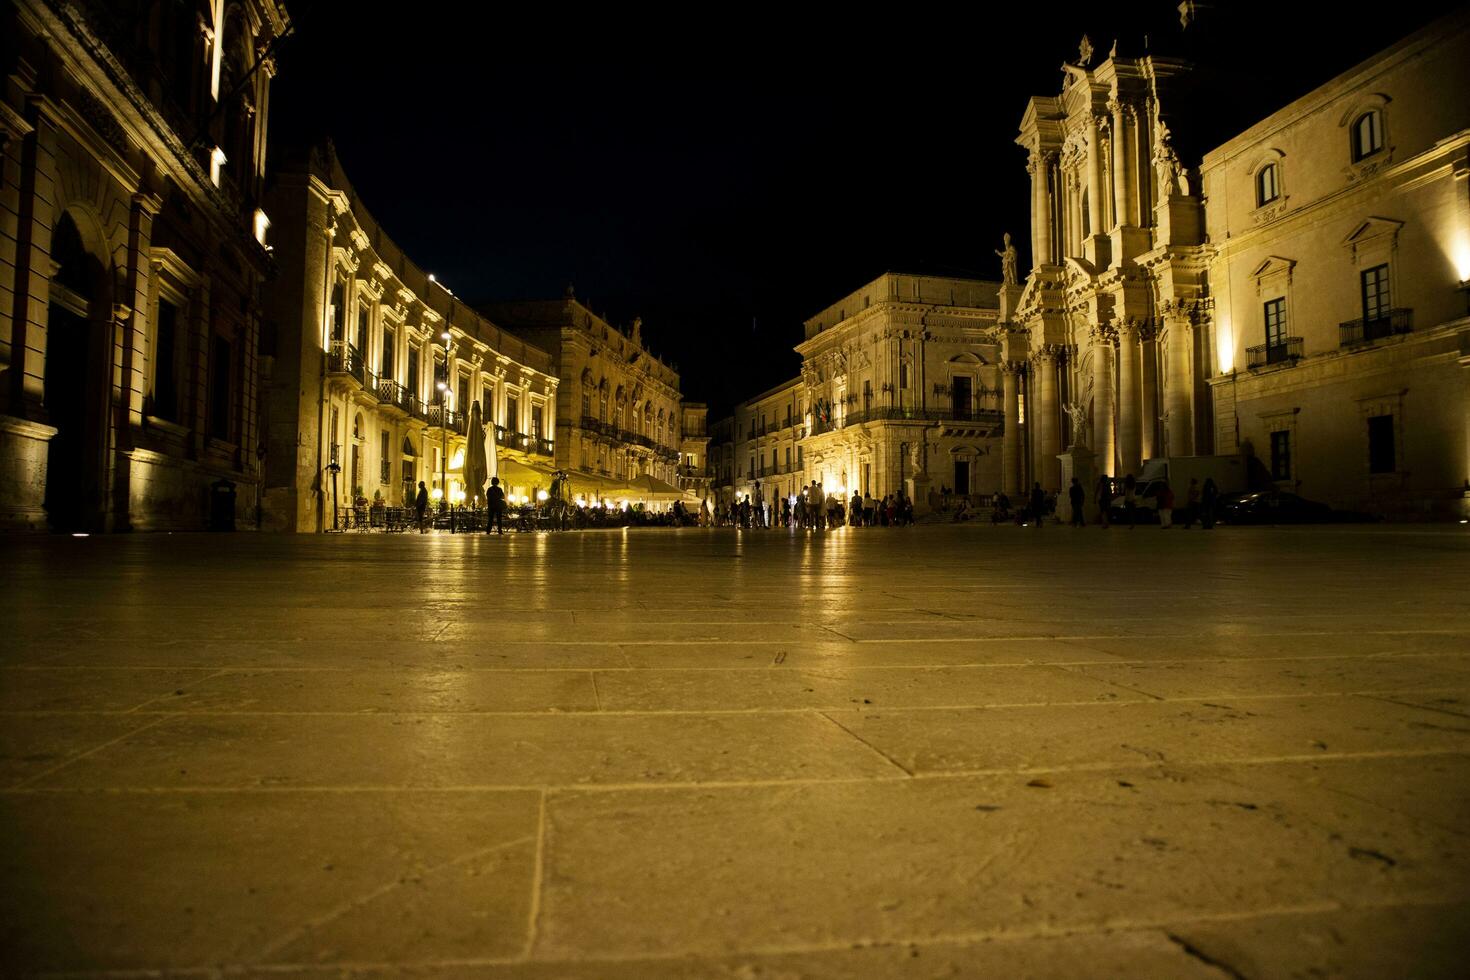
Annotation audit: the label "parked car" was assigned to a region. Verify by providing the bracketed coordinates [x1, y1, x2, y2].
[1218, 490, 1378, 525]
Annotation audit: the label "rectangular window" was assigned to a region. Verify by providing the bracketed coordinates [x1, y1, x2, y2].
[208, 335, 232, 441]
[531, 405, 543, 439]
[1361, 265, 1390, 323]
[153, 298, 179, 422]
[407, 347, 420, 401]
[582, 393, 590, 418]
[797, 445, 803, 467]
[355, 306, 368, 355]
[748, 457, 755, 479]
[380, 431, 391, 484]
[1270, 430, 1291, 481]
[1368, 414, 1395, 474]
[900, 363, 910, 389]
[1264, 298, 1287, 347]
[457, 376, 469, 414]
[785, 447, 792, 469]
[380, 326, 395, 380]
[506, 393, 519, 432]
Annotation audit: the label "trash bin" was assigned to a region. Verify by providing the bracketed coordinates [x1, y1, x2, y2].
[209, 478, 237, 531]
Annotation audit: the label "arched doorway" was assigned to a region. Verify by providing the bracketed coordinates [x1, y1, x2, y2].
[44, 212, 110, 532]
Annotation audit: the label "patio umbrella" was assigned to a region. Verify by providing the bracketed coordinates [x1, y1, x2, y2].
[463, 401, 488, 508]
[624, 473, 686, 501]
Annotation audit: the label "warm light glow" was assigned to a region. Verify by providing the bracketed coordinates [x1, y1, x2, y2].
[536, 490, 549, 501]
[253, 209, 270, 247]
[428, 273, 436, 282]
[575, 495, 586, 507]
[209, 146, 226, 187]
[437, 381, 447, 391]
[1215, 314, 1235, 374]
[441, 332, 451, 342]
[430, 488, 443, 502]
[450, 450, 464, 470]
[72, 533, 89, 538]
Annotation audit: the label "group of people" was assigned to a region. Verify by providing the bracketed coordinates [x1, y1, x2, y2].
[1058, 474, 1223, 528]
[716, 482, 916, 530]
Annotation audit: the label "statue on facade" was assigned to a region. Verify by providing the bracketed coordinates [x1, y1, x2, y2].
[909, 440, 926, 477]
[631, 316, 643, 348]
[1062, 400, 1090, 448]
[1078, 35, 1094, 67]
[994, 232, 1019, 286]
[1153, 121, 1190, 198]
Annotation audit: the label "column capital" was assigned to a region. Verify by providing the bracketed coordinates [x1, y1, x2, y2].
[1089, 323, 1118, 347]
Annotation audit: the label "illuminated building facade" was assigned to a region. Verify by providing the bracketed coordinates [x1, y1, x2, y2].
[796, 273, 1004, 510]
[482, 296, 686, 497]
[1, 0, 287, 530]
[677, 401, 711, 502]
[260, 145, 558, 531]
[1202, 16, 1470, 519]
[727, 377, 805, 508]
[1011, 40, 1212, 508]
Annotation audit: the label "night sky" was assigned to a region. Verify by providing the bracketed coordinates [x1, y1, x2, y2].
[268, 1, 1462, 414]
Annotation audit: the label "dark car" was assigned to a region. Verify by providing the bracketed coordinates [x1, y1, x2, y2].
[1218, 490, 1377, 524]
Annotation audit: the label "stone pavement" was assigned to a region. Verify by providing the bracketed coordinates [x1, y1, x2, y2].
[1, 525, 1469, 978]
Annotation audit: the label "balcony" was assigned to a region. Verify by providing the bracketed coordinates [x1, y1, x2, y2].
[326, 342, 366, 387]
[376, 379, 417, 416]
[1246, 337, 1303, 369]
[425, 405, 464, 432]
[1340, 309, 1412, 347]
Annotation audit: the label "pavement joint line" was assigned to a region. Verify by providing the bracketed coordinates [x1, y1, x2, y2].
[522, 789, 547, 960]
[121, 668, 235, 714]
[588, 671, 603, 712]
[1356, 691, 1470, 720]
[250, 833, 538, 963]
[6, 686, 1470, 717]
[25, 895, 1470, 977]
[816, 710, 914, 777]
[6, 748, 1468, 796]
[7, 651, 1466, 672]
[18, 627, 1470, 647]
[11, 713, 176, 789]
[1047, 662, 1168, 702]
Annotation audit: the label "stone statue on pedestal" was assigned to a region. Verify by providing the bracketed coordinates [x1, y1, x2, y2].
[1062, 400, 1090, 448]
[994, 232, 1019, 286]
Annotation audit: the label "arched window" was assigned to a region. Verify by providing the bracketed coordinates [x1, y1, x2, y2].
[1256, 164, 1280, 206]
[1352, 111, 1383, 161]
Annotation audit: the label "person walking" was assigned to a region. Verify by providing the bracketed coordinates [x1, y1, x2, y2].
[1030, 482, 1045, 529]
[1200, 477, 1219, 529]
[414, 480, 430, 533]
[486, 476, 506, 535]
[1181, 478, 1201, 529]
[1068, 477, 1085, 527]
[1095, 474, 1112, 528]
[1123, 473, 1137, 528]
[1157, 480, 1175, 529]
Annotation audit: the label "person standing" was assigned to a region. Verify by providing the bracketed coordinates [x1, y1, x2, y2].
[1181, 478, 1201, 529]
[850, 491, 863, 527]
[1030, 482, 1045, 529]
[1095, 474, 1112, 528]
[487, 476, 506, 535]
[414, 481, 430, 533]
[1123, 473, 1137, 529]
[1157, 480, 1175, 529]
[1068, 477, 1085, 527]
[1200, 477, 1219, 529]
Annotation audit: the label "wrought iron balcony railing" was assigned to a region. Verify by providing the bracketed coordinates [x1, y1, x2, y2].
[1246, 337, 1304, 369]
[1340, 308, 1412, 346]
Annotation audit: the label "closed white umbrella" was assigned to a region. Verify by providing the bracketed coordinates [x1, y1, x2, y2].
[463, 401, 488, 508]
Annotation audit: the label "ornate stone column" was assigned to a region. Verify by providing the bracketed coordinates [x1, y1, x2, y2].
[1090, 326, 1116, 477]
[1036, 346, 1061, 490]
[1116, 319, 1142, 478]
[1001, 361, 1021, 496]
[1140, 321, 1159, 461]
[1164, 312, 1195, 457]
[1086, 116, 1104, 236]
[1109, 100, 1128, 230]
[1030, 151, 1053, 268]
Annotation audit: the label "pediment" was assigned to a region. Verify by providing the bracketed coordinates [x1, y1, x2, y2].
[1249, 256, 1296, 281]
[1341, 216, 1403, 248]
[947, 352, 984, 365]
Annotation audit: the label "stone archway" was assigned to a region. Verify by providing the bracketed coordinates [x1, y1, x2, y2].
[43, 209, 113, 532]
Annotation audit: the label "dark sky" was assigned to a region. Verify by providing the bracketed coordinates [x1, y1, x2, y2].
[268, 1, 1462, 414]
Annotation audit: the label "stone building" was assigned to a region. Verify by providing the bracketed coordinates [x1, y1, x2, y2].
[796, 272, 1004, 509]
[707, 413, 735, 507]
[1202, 15, 1470, 520]
[677, 401, 711, 501]
[1011, 40, 1212, 507]
[260, 145, 559, 531]
[1, 0, 288, 531]
[729, 377, 805, 509]
[483, 297, 685, 500]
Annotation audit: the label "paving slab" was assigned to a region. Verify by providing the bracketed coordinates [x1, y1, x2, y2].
[3, 526, 1470, 975]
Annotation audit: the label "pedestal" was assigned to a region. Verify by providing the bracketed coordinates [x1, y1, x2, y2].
[1057, 445, 1097, 524]
[909, 475, 932, 516]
